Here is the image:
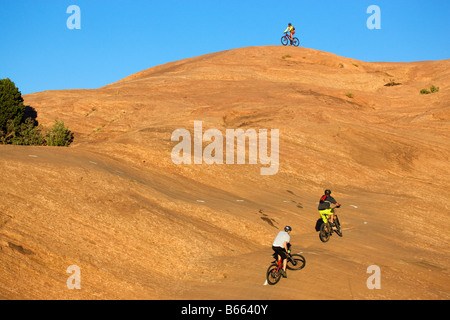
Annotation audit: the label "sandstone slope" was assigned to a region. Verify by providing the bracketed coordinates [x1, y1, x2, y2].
[1, 46, 449, 299]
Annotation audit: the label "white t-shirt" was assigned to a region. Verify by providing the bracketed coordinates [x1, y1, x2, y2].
[272, 231, 290, 248]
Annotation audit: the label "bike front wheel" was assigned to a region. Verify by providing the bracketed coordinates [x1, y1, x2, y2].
[286, 254, 306, 270]
[266, 264, 282, 285]
[281, 36, 289, 46]
[334, 215, 343, 237]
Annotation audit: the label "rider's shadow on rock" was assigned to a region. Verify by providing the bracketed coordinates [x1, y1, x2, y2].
[315, 218, 323, 232]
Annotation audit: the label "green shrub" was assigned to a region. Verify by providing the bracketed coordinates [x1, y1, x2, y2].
[11, 117, 44, 145]
[430, 85, 440, 93]
[421, 85, 439, 94]
[45, 120, 74, 147]
[345, 92, 354, 98]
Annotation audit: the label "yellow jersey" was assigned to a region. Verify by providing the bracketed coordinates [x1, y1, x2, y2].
[284, 26, 295, 33]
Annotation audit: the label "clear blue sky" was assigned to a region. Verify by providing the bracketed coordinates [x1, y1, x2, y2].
[1, 0, 449, 94]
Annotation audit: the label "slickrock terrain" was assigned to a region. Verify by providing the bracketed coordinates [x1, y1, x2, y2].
[1, 46, 449, 299]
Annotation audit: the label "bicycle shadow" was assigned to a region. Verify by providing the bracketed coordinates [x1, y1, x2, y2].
[315, 218, 323, 232]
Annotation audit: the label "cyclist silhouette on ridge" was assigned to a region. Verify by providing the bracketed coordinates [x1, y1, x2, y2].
[283, 23, 296, 45]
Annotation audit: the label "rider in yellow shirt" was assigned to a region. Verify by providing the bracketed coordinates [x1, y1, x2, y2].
[318, 189, 340, 230]
[284, 23, 296, 45]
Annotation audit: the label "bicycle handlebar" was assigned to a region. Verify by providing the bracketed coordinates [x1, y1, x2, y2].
[330, 205, 340, 213]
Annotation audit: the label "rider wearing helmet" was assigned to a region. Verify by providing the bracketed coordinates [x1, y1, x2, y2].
[272, 226, 292, 278]
[318, 189, 340, 230]
[283, 23, 296, 45]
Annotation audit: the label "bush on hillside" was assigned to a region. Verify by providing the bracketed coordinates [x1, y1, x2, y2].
[11, 117, 45, 146]
[345, 92, 354, 98]
[420, 85, 440, 95]
[46, 119, 74, 147]
[430, 85, 440, 93]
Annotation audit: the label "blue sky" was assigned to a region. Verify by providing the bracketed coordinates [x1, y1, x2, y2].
[1, 0, 449, 95]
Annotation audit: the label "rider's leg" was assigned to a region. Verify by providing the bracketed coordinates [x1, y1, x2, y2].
[319, 209, 336, 230]
[281, 255, 287, 277]
[319, 209, 331, 224]
[319, 211, 327, 224]
[329, 213, 337, 230]
[274, 249, 282, 264]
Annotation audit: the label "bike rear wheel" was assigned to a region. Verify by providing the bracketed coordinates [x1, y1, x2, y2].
[281, 36, 289, 46]
[319, 223, 331, 243]
[286, 254, 306, 270]
[292, 37, 300, 47]
[266, 264, 282, 285]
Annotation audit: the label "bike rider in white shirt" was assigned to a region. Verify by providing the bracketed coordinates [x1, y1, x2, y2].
[272, 226, 292, 278]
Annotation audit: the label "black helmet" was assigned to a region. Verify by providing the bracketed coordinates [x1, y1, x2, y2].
[284, 226, 292, 232]
[325, 189, 331, 195]
[288, 23, 292, 26]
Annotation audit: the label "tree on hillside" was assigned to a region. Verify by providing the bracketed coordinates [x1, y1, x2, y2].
[0, 78, 25, 140]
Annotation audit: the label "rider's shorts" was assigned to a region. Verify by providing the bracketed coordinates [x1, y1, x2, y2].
[272, 246, 288, 260]
[319, 209, 333, 224]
